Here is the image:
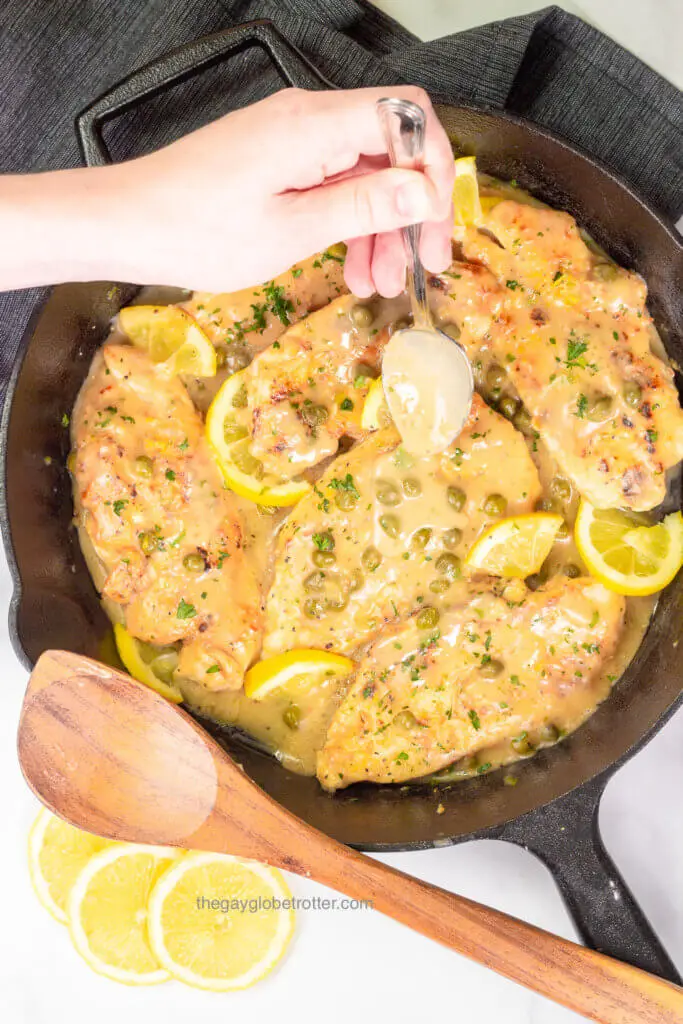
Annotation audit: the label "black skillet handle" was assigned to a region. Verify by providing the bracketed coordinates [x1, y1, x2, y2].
[76, 19, 334, 167]
[494, 773, 682, 983]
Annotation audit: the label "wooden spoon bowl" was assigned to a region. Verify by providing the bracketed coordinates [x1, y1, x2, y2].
[18, 650, 683, 1023]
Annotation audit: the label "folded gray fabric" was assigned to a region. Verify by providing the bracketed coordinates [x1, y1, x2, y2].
[0, 0, 680, 393]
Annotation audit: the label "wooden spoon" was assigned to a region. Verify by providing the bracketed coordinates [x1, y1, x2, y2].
[18, 650, 683, 1023]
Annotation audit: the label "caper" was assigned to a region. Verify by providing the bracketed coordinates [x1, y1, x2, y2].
[379, 514, 400, 538]
[513, 408, 532, 432]
[66, 451, 77, 474]
[486, 363, 506, 390]
[182, 552, 205, 573]
[511, 732, 534, 755]
[300, 403, 329, 428]
[376, 480, 401, 506]
[349, 303, 374, 328]
[230, 349, 251, 373]
[411, 527, 433, 550]
[394, 709, 418, 729]
[586, 394, 613, 422]
[361, 546, 382, 571]
[550, 476, 572, 502]
[443, 527, 462, 549]
[556, 520, 570, 540]
[303, 597, 325, 619]
[540, 723, 561, 743]
[149, 650, 178, 684]
[623, 382, 642, 407]
[231, 446, 264, 479]
[498, 396, 519, 420]
[525, 572, 546, 591]
[435, 552, 462, 579]
[215, 347, 228, 369]
[402, 477, 422, 497]
[348, 569, 364, 592]
[325, 589, 348, 612]
[223, 421, 248, 444]
[283, 705, 301, 730]
[593, 262, 618, 282]
[139, 530, 159, 556]
[334, 489, 357, 510]
[429, 578, 451, 594]
[133, 455, 154, 477]
[416, 607, 440, 630]
[327, 241, 347, 260]
[313, 550, 336, 569]
[483, 493, 507, 517]
[231, 383, 248, 409]
[447, 486, 466, 512]
[563, 562, 581, 578]
[535, 497, 561, 513]
[479, 658, 504, 679]
[441, 322, 461, 341]
[304, 570, 326, 592]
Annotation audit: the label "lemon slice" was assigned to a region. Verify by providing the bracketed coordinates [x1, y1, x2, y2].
[466, 513, 564, 578]
[361, 377, 393, 431]
[206, 369, 311, 507]
[28, 808, 111, 924]
[114, 624, 183, 703]
[68, 844, 183, 985]
[575, 500, 683, 596]
[119, 305, 217, 377]
[453, 156, 483, 228]
[244, 648, 354, 700]
[148, 851, 294, 991]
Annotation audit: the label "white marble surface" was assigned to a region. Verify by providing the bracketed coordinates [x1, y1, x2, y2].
[1, 3, 681, 1023]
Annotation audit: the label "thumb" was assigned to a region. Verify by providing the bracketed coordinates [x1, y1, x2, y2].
[283, 167, 442, 251]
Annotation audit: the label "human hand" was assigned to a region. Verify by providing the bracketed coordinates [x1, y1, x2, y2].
[107, 86, 455, 296]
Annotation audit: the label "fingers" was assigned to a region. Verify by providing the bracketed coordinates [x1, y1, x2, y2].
[344, 236, 374, 297]
[282, 165, 439, 256]
[371, 230, 406, 297]
[419, 206, 454, 274]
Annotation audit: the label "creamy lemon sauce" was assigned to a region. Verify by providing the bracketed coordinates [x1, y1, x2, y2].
[71, 191, 678, 786]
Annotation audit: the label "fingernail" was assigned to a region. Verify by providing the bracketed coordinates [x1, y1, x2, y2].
[395, 178, 432, 220]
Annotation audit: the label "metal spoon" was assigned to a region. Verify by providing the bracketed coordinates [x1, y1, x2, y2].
[377, 98, 473, 457]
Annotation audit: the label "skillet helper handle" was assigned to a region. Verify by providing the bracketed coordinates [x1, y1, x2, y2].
[495, 775, 682, 984]
[76, 18, 333, 167]
[301, 837, 683, 1024]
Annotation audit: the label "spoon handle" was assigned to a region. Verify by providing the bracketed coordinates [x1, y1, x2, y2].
[377, 97, 432, 331]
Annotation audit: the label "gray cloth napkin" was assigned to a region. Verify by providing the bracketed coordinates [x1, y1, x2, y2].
[0, 0, 681, 394]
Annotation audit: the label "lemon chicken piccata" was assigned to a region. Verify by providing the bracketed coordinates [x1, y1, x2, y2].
[71, 167, 683, 791]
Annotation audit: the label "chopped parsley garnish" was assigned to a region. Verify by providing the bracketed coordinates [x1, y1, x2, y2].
[178, 438, 189, 451]
[646, 429, 658, 444]
[612, 330, 619, 341]
[121, 414, 135, 424]
[112, 499, 128, 516]
[589, 610, 600, 628]
[575, 393, 588, 418]
[328, 474, 360, 500]
[565, 337, 589, 367]
[321, 248, 345, 264]
[312, 532, 335, 552]
[362, 685, 374, 699]
[468, 709, 481, 731]
[395, 751, 409, 763]
[165, 469, 176, 481]
[313, 485, 331, 513]
[291, 267, 303, 278]
[61, 413, 70, 427]
[206, 664, 220, 674]
[176, 598, 197, 620]
[552, 270, 563, 283]
[250, 302, 268, 332]
[340, 397, 354, 412]
[272, 340, 281, 349]
[263, 281, 294, 326]
[506, 280, 521, 290]
[477, 762, 492, 774]
[216, 550, 231, 568]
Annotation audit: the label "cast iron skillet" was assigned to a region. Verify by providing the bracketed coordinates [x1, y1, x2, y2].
[1, 19, 681, 983]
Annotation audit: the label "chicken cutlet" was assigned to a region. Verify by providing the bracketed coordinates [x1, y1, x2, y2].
[317, 577, 625, 790]
[71, 344, 262, 690]
[262, 394, 542, 657]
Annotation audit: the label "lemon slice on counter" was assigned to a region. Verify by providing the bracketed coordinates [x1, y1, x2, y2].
[452, 156, 483, 228]
[466, 513, 564, 578]
[148, 851, 294, 992]
[28, 808, 111, 924]
[119, 305, 217, 377]
[361, 377, 393, 431]
[575, 501, 683, 596]
[245, 648, 355, 700]
[68, 844, 183, 985]
[206, 369, 311, 507]
[114, 624, 183, 704]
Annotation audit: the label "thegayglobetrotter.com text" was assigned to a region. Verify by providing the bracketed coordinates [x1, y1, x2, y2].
[195, 895, 374, 913]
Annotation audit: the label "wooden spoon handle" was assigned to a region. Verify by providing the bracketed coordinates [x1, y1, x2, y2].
[299, 837, 682, 1024]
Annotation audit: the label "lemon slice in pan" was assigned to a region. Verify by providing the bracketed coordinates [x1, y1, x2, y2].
[244, 648, 354, 700]
[452, 156, 483, 228]
[466, 514, 564, 578]
[119, 305, 217, 377]
[114, 624, 183, 703]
